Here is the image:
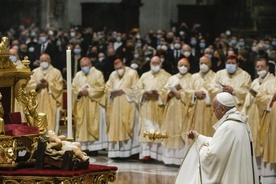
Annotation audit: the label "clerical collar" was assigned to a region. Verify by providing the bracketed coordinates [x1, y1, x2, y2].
[200, 70, 210, 77]
[259, 72, 270, 84]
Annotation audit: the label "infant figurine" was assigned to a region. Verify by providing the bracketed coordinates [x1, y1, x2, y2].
[44, 130, 89, 162]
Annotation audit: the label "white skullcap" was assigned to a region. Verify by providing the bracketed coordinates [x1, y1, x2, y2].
[216, 92, 235, 107]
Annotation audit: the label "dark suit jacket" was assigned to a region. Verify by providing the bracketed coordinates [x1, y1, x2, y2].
[34, 42, 60, 70]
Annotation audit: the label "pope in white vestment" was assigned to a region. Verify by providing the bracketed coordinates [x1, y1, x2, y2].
[175, 92, 259, 184]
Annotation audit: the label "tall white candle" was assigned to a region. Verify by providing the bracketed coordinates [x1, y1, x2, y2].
[66, 48, 73, 139]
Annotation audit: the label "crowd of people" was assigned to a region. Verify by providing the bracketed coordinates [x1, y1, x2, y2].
[4, 23, 276, 183]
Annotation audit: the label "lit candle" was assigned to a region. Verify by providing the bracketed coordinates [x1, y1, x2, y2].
[66, 48, 73, 139]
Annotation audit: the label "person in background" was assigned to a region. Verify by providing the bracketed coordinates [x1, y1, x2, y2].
[181, 44, 198, 74]
[26, 53, 63, 131]
[72, 57, 107, 155]
[255, 73, 276, 184]
[161, 58, 191, 166]
[9, 48, 24, 69]
[105, 58, 140, 158]
[241, 58, 275, 178]
[185, 55, 216, 137]
[211, 49, 225, 72]
[34, 32, 59, 71]
[135, 56, 171, 162]
[268, 50, 276, 75]
[210, 54, 252, 111]
[238, 49, 255, 80]
[72, 43, 82, 76]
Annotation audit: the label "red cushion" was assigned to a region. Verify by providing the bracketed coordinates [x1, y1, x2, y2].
[4, 123, 39, 136]
[8, 112, 22, 124]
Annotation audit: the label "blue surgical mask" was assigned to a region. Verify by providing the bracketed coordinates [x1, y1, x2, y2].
[238, 41, 245, 47]
[82, 66, 90, 75]
[9, 56, 17, 63]
[231, 40, 237, 45]
[39, 36, 47, 43]
[135, 43, 142, 48]
[134, 54, 139, 59]
[190, 40, 197, 46]
[199, 43, 206, 48]
[30, 32, 36, 37]
[226, 63, 237, 74]
[74, 49, 81, 54]
[116, 37, 121, 42]
[272, 41, 276, 47]
[264, 44, 270, 50]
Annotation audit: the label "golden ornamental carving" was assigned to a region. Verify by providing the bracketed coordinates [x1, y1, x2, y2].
[0, 92, 5, 136]
[0, 139, 16, 164]
[1, 171, 117, 183]
[0, 37, 16, 69]
[22, 56, 31, 69]
[14, 79, 48, 133]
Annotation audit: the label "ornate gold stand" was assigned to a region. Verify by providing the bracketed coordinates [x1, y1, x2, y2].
[1, 170, 117, 184]
[0, 134, 39, 167]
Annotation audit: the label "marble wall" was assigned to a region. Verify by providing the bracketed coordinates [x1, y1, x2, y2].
[40, 0, 197, 33]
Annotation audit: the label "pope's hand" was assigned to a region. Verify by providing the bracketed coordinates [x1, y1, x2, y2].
[188, 130, 199, 140]
[80, 88, 88, 96]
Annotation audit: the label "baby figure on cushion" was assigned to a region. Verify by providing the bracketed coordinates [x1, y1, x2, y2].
[43, 130, 89, 162]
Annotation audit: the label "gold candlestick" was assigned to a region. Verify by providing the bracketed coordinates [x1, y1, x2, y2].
[22, 56, 31, 69]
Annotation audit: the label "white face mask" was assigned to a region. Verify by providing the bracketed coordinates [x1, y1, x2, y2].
[161, 45, 168, 51]
[28, 47, 35, 52]
[251, 46, 257, 52]
[257, 70, 267, 78]
[183, 51, 191, 58]
[178, 66, 188, 74]
[174, 43, 181, 50]
[151, 65, 160, 73]
[228, 51, 234, 55]
[40, 62, 49, 70]
[200, 63, 209, 73]
[116, 68, 124, 76]
[130, 63, 139, 69]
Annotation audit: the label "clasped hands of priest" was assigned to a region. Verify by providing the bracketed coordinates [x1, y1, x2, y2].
[110, 89, 125, 98]
[222, 85, 234, 95]
[36, 79, 48, 91]
[143, 90, 159, 101]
